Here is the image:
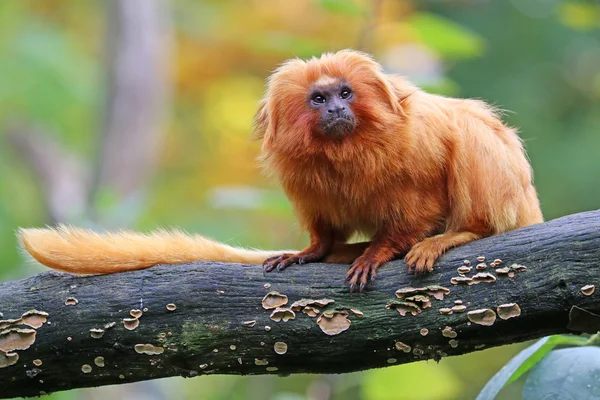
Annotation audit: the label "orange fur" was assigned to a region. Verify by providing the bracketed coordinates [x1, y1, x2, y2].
[18, 225, 290, 274]
[256, 50, 543, 290]
[18, 50, 543, 288]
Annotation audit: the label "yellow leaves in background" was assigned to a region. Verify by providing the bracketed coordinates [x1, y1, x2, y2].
[558, 2, 600, 31]
[201, 75, 265, 138]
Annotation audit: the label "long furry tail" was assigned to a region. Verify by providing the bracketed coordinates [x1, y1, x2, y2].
[18, 225, 289, 274]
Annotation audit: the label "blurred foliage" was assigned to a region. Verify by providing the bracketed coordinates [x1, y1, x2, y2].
[1, 0, 599, 399]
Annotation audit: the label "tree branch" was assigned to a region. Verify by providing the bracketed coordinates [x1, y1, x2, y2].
[89, 0, 172, 222]
[6, 124, 88, 223]
[1, 210, 599, 398]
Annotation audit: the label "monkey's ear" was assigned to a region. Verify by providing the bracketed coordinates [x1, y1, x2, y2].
[252, 98, 276, 149]
[377, 76, 404, 116]
[383, 75, 416, 118]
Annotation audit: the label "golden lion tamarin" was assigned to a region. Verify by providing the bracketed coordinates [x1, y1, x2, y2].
[18, 50, 543, 292]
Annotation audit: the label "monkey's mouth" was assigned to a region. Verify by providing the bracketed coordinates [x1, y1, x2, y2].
[321, 117, 356, 137]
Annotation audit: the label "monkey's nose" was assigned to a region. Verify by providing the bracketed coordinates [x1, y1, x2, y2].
[327, 106, 346, 114]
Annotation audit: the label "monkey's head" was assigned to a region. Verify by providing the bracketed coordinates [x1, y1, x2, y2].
[254, 50, 412, 154]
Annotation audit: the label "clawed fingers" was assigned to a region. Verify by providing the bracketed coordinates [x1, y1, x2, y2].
[345, 260, 380, 293]
[404, 248, 436, 275]
[263, 254, 297, 272]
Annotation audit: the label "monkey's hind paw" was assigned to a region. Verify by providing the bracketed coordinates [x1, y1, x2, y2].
[263, 254, 301, 273]
[345, 258, 381, 293]
[263, 250, 324, 273]
[404, 243, 440, 274]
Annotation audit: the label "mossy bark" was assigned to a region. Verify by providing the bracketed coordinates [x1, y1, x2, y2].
[1, 210, 600, 398]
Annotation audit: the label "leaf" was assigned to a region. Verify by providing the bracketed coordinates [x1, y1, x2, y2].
[406, 13, 485, 59]
[476, 335, 588, 400]
[523, 347, 600, 399]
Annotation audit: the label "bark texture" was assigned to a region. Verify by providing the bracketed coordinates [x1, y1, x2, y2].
[1, 210, 599, 398]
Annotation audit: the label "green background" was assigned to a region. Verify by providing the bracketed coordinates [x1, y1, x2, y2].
[1, 1, 599, 399]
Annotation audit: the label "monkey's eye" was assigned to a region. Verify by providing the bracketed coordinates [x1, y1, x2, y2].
[312, 94, 326, 104]
[340, 89, 352, 99]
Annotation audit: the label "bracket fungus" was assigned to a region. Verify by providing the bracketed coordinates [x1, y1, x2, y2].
[581, 285, 595, 296]
[496, 263, 527, 278]
[302, 306, 320, 317]
[509, 263, 527, 272]
[420, 328, 429, 336]
[274, 342, 288, 355]
[394, 341, 411, 353]
[290, 298, 335, 311]
[451, 304, 467, 313]
[262, 292, 289, 310]
[472, 272, 497, 284]
[134, 344, 164, 355]
[242, 320, 257, 328]
[442, 326, 457, 338]
[0, 351, 18, 368]
[405, 295, 432, 309]
[467, 309, 497, 326]
[439, 308, 453, 315]
[254, 358, 269, 366]
[81, 364, 92, 374]
[395, 287, 423, 298]
[350, 309, 364, 318]
[490, 259, 502, 267]
[0, 318, 23, 330]
[497, 303, 522, 320]
[89, 328, 105, 339]
[451, 276, 473, 285]
[123, 318, 140, 331]
[477, 256, 485, 262]
[166, 304, 177, 312]
[0, 328, 36, 352]
[424, 286, 451, 300]
[21, 310, 49, 329]
[94, 356, 105, 367]
[130, 309, 143, 318]
[457, 266, 472, 274]
[395, 286, 450, 301]
[64, 297, 78, 306]
[387, 302, 421, 317]
[269, 308, 296, 322]
[317, 311, 351, 335]
[476, 263, 487, 271]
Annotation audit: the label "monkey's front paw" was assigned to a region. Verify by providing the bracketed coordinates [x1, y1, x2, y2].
[404, 242, 440, 274]
[344, 258, 382, 293]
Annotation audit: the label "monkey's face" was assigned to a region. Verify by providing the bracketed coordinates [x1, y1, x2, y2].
[255, 50, 407, 154]
[308, 81, 356, 138]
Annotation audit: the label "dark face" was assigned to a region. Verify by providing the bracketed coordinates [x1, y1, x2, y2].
[308, 82, 356, 137]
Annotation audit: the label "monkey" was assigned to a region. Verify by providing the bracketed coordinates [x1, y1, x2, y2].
[18, 49, 543, 292]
